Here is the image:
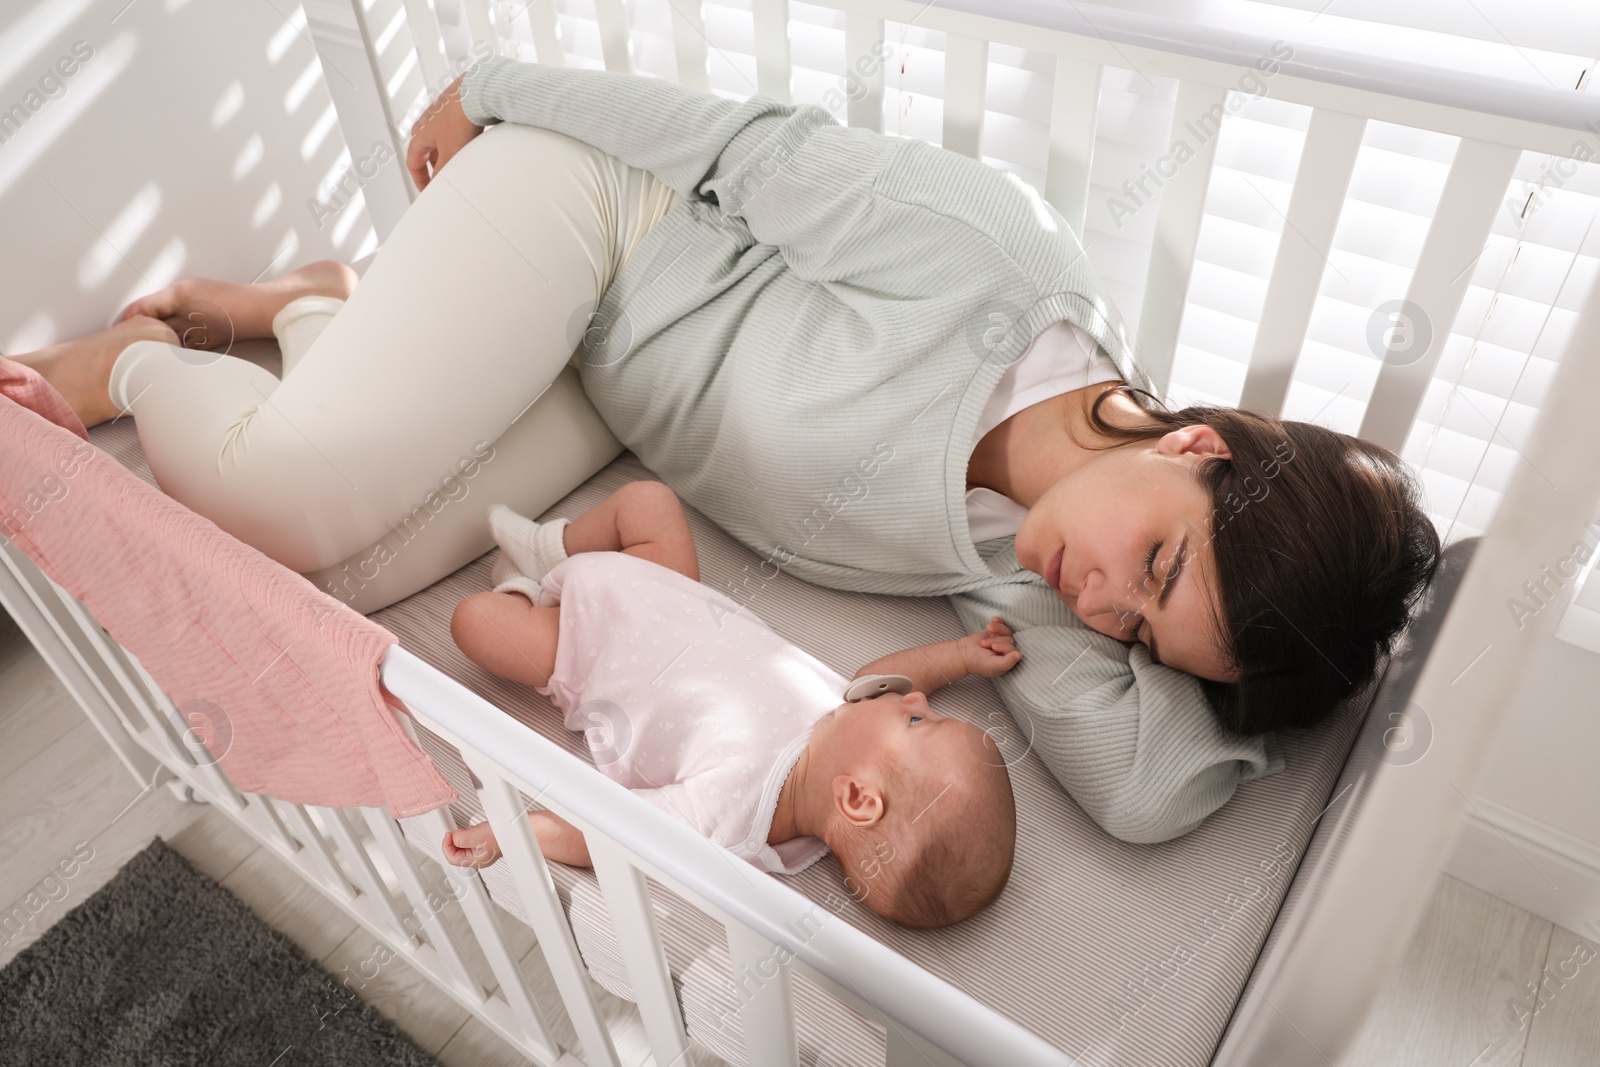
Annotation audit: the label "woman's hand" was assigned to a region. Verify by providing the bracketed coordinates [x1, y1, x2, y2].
[958, 616, 1021, 678]
[407, 73, 484, 192]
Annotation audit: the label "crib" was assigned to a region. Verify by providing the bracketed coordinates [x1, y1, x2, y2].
[3, 1, 1600, 1065]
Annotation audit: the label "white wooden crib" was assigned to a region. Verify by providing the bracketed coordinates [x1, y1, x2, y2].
[3, 1, 1600, 1065]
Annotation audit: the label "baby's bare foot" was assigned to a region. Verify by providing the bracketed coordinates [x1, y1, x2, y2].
[118, 259, 359, 350]
[12, 315, 179, 428]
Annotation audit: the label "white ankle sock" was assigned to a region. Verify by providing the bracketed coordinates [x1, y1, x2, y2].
[487, 505, 571, 583]
[491, 571, 559, 607]
[489, 550, 521, 588]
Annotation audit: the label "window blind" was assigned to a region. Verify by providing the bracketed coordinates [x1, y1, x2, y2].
[1212, 0, 1599, 90]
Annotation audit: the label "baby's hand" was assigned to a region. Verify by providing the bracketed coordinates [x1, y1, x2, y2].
[959, 616, 1021, 678]
[441, 822, 502, 868]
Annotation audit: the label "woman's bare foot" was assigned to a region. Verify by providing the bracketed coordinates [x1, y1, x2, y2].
[441, 822, 502, 868]
[117, 259, 359, 351]
[11, 316, 179, 428]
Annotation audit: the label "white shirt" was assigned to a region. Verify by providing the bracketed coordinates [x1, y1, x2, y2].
[965, 320, 1123, 544]
[532, 551, 846, 874]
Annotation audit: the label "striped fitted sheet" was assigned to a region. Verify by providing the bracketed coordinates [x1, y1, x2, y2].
[90, 399, 1367, 1067]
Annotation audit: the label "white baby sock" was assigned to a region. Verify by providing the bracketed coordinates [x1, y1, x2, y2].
[487, 505, 572, 606]
[491, 571, 558, 607]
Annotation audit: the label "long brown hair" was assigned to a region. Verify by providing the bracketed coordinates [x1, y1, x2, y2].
[1077, 384, 1442, 734]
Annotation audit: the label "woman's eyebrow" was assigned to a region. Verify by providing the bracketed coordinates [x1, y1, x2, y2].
[1157, 532, 1190, 610]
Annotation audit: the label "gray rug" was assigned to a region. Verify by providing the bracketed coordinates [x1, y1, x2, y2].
[0, 837, 443, 1066]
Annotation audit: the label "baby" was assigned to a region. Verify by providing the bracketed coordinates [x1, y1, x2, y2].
[444, 480, 1020, 928]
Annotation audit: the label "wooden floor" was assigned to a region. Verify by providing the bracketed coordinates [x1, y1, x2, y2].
[2, 605, 1596, 1067]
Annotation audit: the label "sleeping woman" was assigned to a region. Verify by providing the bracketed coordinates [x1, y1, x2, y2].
[14, 56, 1440, 845]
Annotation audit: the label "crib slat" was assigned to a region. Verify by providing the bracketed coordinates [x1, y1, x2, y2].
[669, 0, 710, 90]
[470, 769, 624, 1067]
[752, 0, 792, 103]
[2, 542, 161, 753]
[349, 0, 426, 203]
[589, 837, 692, 1064]
[240, 788, 308, 860]
[0, 538, 162, 788]
[359, 807, 488, 1003]
[35, 577, 188, 772]
[116, 641, 291, 851]
[727, 923, 799, 1067]
[1136, 80, 1230, 397]
[594, 0, 635, 74]
[1238, 108, 1367, 417]
[278, 800, 361, 902]
[513, 0, 566, 67]
[460, 0, 502, 58]
[1044, 55, 1103, 239]
[86, 618, 227, 780]
[399, 0, 452, 91]
[844, 13, 886, 132]
[941, 34, 988, 159]
[447, 868, 562, 1061]
[51, 590, 267, 827]
[0, 537, 306, 863]
[409, 803, 563, 1060]
[1358, 138, 1522, 451]
[108, 639, 253, 809]
[315, 806, 422, 947]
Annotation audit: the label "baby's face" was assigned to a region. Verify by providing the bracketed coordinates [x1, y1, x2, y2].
[810, 690, 987, 786]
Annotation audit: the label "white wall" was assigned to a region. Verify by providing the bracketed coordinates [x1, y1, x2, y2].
[0, 0, 373, 353]
[1446, 619, 1600, 931]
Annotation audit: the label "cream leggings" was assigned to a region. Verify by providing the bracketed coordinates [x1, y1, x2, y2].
[108, 124, 680, 614]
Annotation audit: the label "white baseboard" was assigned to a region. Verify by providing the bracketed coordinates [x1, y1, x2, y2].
[1445, 796, 1600, 936]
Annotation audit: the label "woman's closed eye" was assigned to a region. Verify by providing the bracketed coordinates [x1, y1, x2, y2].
[1138, 538, 1162, 599]
[1123, 538, 1166, 641]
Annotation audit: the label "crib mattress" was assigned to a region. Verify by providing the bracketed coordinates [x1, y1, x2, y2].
[90, 387, 1367, 1067]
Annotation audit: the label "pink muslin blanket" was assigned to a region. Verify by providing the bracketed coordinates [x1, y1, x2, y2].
[0, 355, 455, 817]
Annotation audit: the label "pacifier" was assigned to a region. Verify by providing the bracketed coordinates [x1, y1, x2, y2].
[842, 673, 916, 703]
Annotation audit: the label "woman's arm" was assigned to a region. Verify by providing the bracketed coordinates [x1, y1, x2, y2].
[428, 57, 937, 289]
[453, 56, 827, 205]
[413, 56, 1088, 303]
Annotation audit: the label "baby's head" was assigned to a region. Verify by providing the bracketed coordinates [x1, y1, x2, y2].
[807, 690, 1016, 928]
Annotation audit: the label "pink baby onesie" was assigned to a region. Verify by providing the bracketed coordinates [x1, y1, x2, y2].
[532, 551, 849, 874]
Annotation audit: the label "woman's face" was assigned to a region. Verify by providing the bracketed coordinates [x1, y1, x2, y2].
[1014, 424, 1241, 684]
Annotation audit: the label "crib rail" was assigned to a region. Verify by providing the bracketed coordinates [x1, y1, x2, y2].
[4, 2, 1593, 1065]
[382, 644, 1059, 1067]
[0, 539, 579, 1065]
[346, 0, 1597, 427]
[311, 2, 1600, 1064]
[0, 518, 1060, 1066]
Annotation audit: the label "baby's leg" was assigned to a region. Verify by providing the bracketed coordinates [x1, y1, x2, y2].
[450, 590, 559, 689]
[559, 479, 702, 582]
[441, 810, 592, 868]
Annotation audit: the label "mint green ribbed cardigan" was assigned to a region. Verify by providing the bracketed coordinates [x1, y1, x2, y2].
[460, 56, 1283, 844]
